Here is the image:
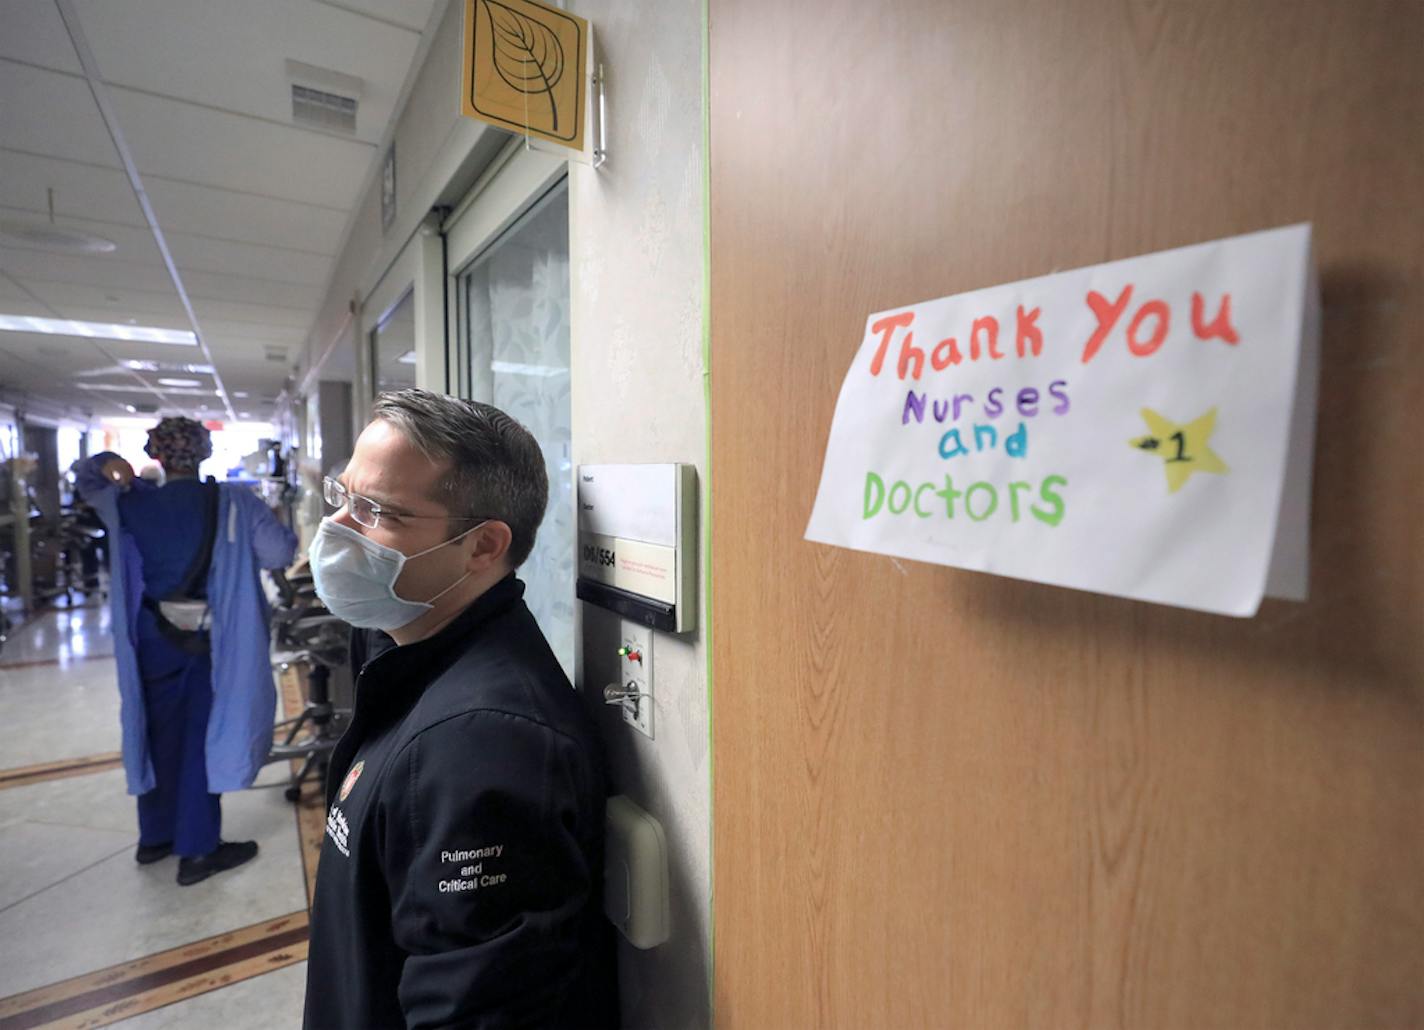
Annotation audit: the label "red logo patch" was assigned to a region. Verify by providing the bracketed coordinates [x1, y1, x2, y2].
[338, 760, 365, 802]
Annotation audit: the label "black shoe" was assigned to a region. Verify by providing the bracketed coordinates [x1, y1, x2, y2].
[135, 842, 173, 864]
[176, 840, 259, 886]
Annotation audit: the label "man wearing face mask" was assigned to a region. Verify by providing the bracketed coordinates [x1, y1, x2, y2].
[302, 389, 615, 1030]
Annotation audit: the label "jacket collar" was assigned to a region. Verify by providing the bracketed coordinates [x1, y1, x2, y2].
[354, 574, 525, 719]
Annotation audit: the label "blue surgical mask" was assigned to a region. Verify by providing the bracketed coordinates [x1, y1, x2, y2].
[308, 518, 484, 630]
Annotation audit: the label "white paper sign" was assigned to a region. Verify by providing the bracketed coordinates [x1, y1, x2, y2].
[804, 224, 1320, 617]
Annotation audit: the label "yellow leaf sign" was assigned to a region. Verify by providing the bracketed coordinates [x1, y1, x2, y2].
[461, 0, 586, 151]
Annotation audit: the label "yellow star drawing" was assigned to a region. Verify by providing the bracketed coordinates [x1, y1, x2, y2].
[1129, 406, 1229, 494]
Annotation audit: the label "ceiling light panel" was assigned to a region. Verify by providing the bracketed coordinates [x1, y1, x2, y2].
[0, 314, 197, 345]
[78, 382, 217, 397]
[123, 360, 215, 373]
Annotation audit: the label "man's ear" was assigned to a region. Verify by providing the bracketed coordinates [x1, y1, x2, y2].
[465, 521, 513, 573]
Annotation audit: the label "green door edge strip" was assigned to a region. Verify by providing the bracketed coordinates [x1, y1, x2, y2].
[701, 0, 715, 1019]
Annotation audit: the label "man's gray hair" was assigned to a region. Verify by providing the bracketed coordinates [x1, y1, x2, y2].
[371, 389, 548, 568]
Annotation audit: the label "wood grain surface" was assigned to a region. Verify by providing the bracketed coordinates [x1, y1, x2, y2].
[709, 1, 1422, 1026]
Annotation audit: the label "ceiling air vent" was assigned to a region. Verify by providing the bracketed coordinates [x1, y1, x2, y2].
[292, 84, 357, 133]
[264, 346, 288, 363]
[287, 59, 363, 135]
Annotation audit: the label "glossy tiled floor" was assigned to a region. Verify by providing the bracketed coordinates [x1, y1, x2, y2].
[0, 602, 312, 1028]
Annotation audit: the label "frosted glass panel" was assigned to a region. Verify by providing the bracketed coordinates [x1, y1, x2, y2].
[461, 182, 573, 678]
[371, 289, 416, 396]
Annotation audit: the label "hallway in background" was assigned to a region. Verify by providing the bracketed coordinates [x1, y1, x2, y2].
[0, 600, 320, 1029]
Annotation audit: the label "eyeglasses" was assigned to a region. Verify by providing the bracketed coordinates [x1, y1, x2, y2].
[322, 476, 491, 531]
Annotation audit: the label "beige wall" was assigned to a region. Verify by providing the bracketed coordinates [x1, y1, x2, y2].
[569, 0, 711, 1027]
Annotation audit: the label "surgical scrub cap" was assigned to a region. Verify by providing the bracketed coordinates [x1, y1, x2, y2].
[144, 416, 213, 470]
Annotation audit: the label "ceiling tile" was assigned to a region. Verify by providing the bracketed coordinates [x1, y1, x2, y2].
[0, 207, 331, 293]
[0, 297, 67, 319]
[0, 149, 348, 255]
[202, 321, 307, 345]
[144, 176, 348, 254]
[15, 279, 186, 321]
[74, 0, 422, 145]
[0, 61, 119, 168]
[57, 306, 190, 331]
[180, 268, 321, 312]
[0, 150, 147, 228]
[167, 234, 334, 287]
[188, 298, 312, 330]
[0, 245, 175, 295]
[308, 0, 436, 33]
[0, 208, 155, 264]
[0, 1, 83, 74]
[0, 333, 134, 375]
[0, 274, 39, 303]
[110, 89, 372, 208]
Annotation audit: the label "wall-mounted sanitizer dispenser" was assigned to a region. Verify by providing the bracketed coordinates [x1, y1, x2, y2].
[576, 463, 697, 633]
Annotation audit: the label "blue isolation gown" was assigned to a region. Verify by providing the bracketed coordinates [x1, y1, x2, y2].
[79, 456, 297, 855]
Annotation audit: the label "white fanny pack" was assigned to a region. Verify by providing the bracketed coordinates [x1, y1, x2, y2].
[158, 599, 211, 633]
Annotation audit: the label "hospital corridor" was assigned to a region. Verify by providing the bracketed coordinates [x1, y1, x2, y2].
[0, 600, 314, 1026]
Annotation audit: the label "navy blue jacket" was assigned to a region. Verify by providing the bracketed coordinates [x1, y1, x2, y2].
[304, 576, 616, 1029]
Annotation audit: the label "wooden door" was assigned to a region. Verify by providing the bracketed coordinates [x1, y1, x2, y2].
[710, 1, 1423, 1026]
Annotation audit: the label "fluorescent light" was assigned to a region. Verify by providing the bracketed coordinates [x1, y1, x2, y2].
[157, 377, 202, 387]
[396, 349, 417, 365]
[0, 313, 196, 346]
[123, 359, 214, 373]
[78, 383, 218, 397]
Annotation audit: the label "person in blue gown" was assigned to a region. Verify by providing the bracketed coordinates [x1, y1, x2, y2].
[79, 417, 297, 886]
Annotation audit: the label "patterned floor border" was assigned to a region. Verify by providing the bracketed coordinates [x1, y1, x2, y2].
[0, 665, 328, 1028]
[0, 912, 309, 1030]
[0, 754, 124, 792]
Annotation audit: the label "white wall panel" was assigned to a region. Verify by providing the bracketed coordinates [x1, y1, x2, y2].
[567, 1, 711, 1026]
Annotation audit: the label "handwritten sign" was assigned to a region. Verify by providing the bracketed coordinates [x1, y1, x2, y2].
[804, 225, 1320, 617]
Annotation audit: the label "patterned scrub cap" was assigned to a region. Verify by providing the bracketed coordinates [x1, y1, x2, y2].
[144, 416, 213, 469]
